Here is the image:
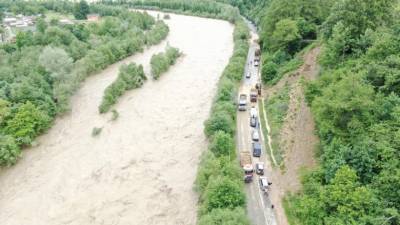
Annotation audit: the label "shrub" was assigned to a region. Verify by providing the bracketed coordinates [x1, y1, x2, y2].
[150, 46, 181, 79]
[91, 127, 102, 137]
[111, 109, 119, 121]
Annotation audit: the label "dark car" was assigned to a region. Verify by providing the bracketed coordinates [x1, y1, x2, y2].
[250, 116, 257, 127]
[252, 142, 261, 157]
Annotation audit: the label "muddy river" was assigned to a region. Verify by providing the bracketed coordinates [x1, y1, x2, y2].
[0, 11, 234, 225]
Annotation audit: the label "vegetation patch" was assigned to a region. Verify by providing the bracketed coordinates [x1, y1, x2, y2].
[0, 0, 169, 166]
[150, 46, 181, 80]
[264, 84, 290, 166]
[99, 63, 146, 113]
[91, 127, 102, 137]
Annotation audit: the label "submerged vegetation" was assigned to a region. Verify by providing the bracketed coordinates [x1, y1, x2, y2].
[150, 46, 181, 80]
[99, 63, 146, 113]
[0, 0, 169, 165]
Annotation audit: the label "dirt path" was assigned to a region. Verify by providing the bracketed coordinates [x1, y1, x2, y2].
[263, 47, 321, 225]
[0, 12, 234, 225]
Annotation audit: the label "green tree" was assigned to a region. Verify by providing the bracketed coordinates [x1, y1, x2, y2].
[39, 46, 73, 82]
[5, 101, 51, 145]
[36, 18, 47, 33]
[0, 134, 21, 166]
[204, 112, 235, 137]
[15, 31, 33, 49]
[209, 131, 235, 158]
[74, 0, 90, 20]
[270, 19, 301, 53]
[203, 178, 245, 213]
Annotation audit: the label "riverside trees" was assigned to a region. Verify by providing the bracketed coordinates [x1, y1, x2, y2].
[233, 0, 400, 224]
[0, 1, 169, 165]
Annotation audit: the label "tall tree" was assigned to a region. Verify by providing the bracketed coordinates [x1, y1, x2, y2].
[74, 0, 90, 20]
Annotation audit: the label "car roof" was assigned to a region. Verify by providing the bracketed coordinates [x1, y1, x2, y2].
[253, 142, 261, 147]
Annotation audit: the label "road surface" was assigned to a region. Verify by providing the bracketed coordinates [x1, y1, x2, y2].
[237, 20, 278, 225]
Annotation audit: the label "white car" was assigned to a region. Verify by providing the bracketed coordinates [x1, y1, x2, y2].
[259, 176, 271, 192]
[252, 130, 260, 141]
[246, 72, 251, 78]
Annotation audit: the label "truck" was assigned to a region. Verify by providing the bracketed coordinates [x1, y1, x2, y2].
[255, 48, 261, 57]
[254, 48, 261, 67]
[250, 88, 258, 102]
[240, 151, 254, 183]
[238, 94, 247, 111]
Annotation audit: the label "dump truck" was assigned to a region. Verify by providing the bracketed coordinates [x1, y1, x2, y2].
[240, 151, 254, 183]
[238, 94, 247, 111]
[250, 88, 258, 102]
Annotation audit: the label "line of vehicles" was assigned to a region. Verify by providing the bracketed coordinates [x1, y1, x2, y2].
[238, 48, 272, 195]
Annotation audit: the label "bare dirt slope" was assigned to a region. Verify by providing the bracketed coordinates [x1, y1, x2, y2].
[0, 12, 234, 225]
[265, 46, 321, 225]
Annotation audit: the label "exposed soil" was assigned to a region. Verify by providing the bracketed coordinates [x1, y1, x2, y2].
[263, 46, 321, 225]
[0, 12, 234, 225]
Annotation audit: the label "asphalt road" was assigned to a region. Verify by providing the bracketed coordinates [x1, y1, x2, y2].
[236, 20, 278, 225]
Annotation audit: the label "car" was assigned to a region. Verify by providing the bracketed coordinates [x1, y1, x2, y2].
[250, 107, 258, 118]
[259, 176, 271, 192]
[256, 162, 264, 175]
[252, 142, 261, 157]
[250, 116, 257, 127]
[252, 130, 260, 141]
[246, 72, 251, 78]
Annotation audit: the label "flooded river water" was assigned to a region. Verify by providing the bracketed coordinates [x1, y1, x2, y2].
[0, 11, 234, 225]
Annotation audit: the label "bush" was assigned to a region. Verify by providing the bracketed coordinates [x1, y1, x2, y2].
[91, 127, 102, 137]
[262, 61, 278, 83]
[198, 207, 250, 225]
[0, 134, 21, 166]
[99, 63, 146, 113]
[202, 177, 246, 213]
[209, 131, 235, 158]
[150, 46, 181, 79]
[204, 112, 235, 138]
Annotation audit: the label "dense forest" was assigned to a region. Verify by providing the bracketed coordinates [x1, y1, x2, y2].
[0, 0, 169, 166]
[227, 0, 400, 224]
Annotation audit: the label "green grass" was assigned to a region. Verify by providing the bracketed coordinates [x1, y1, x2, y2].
[264, 84, 290, 166]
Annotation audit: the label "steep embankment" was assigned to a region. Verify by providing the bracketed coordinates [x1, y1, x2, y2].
[263, 47, 321, 225]
[0, 12, 234, 225]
